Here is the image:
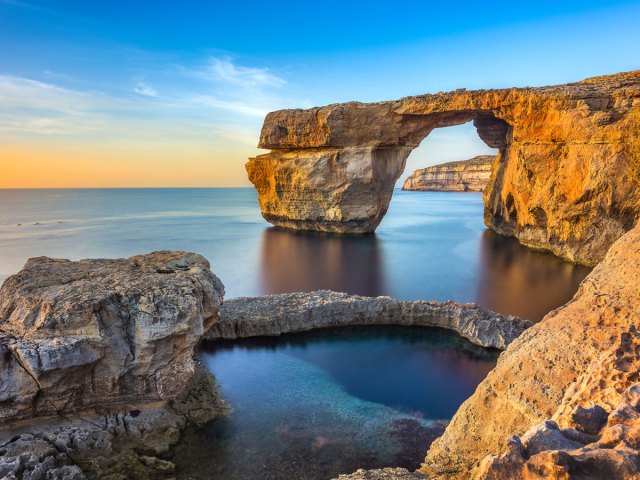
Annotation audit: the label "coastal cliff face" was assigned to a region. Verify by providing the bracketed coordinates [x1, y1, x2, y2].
[401, 155, 493, 192]
[420, 222, 640, 479]
[248, 70, 640, 265]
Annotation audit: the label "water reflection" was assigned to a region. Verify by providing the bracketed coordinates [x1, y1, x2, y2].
[260, 228, 385, 296]
[476, 230, 591, 321]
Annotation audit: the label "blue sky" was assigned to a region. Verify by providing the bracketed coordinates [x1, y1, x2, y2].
[1, 0, 639, 187]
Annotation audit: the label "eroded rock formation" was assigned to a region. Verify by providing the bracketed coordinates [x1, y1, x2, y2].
[0, 251, 224, 421]
[204, 290, 531, 350]
[0, 251, 230, 478]
[248, 70, 640, 265]
[402, 155, 493, 192]
[475, 383, 640, 479]
[420, 222, 640, 479]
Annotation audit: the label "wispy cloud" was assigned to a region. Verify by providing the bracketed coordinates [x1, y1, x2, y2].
[134, 82, 158, 97]
[209, 58, 285, 88]
[0, 57, 309, 145]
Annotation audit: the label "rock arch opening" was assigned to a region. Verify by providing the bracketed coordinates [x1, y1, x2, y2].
[398, 120, 502, 191]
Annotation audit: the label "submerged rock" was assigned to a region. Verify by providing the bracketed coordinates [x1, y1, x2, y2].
[402, 155, 494, 192]
[249, 70, 640, 265]
[204, 290, 531, 350]
[421, 223, 640, 479]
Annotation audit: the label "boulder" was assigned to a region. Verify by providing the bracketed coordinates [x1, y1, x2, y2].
[0, 251, 224, 421]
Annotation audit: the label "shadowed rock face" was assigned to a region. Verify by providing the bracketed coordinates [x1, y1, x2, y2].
[402, 155, 494, 192]
[248, 70, 640, 265]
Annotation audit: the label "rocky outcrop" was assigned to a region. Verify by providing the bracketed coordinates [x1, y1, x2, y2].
[204, 290, 531, 350]
[248, 70, 640, 265]
[334, 467, 427, 480]
[0, 367, 229, 480]
[475, 383, 640, 479]
[0, 252, 230, 478]
[0, 251, 225, 421]
[420, 222, 640, 478]
[401, 155, 493, 192]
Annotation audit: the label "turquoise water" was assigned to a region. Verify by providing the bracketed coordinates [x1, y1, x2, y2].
[170, 326, 497, 479]
[0, 188, 591, 478]
[0, 188, 589, 321]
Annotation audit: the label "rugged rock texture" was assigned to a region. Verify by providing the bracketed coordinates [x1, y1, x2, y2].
[0, 251, 224, 420]
[475, 383, 640, 480]
[0, 251, 229, 479]
[421, 222, 640, 478]
[248, 70, 640, 265]
[402, 155, 493, 192]
[0, 366, 229, 480]
[334, 467, 427, 480]
[204, 290, 531, 350]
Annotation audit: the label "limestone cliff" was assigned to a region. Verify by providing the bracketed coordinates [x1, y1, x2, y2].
[402, 155, 493, 192]
[248, 70, 640, 265]
[420, 222, 640, 479]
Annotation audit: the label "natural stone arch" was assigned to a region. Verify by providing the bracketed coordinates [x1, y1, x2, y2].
[247, 70, 640, 266]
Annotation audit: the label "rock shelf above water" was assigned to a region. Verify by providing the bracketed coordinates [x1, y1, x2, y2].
[204, 290, 531, 350]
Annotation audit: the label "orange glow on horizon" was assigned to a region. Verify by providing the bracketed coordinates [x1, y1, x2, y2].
[0, 145, 259, 188]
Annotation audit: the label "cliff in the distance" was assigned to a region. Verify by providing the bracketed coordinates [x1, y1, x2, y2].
[248, 70, 640, 266]
[401, 155, 493, 192]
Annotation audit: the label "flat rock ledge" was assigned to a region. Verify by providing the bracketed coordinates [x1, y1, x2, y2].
[204, 290, 531, 350]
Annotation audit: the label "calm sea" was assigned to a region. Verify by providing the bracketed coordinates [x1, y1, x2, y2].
[0, 188, 592, 479]
[0, 188, 589, 321]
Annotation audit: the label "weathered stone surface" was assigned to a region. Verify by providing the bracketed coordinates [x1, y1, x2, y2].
[0, 366, 229, 480]
[204, 290, 531, 350]
[0, 251, 224, 421]
[421, 222, 640, 478]
[333, 467, 427, 480]
[475, 383, 640, 480]
[249, 70, 640, 265]
[402, 155, 494, 192]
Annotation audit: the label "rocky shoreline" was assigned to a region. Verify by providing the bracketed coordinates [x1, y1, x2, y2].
[1, 204, 640, 478]
[205, 290, 531, 350]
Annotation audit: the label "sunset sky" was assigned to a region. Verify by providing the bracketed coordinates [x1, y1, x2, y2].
[2, 0, 640, 188]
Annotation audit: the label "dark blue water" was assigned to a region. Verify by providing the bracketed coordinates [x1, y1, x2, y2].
[0, 188, 590, 321]
[170, 326, 497, 479]
[0, 188, 591, 479]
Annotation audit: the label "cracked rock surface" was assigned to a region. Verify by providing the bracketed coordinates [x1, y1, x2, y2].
[0, 251, 224, 422]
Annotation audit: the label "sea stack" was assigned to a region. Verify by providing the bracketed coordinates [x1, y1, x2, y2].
[402, 155, 494, 192]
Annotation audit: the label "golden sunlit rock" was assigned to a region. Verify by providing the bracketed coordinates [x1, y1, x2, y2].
[248, 70, 640, 266]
